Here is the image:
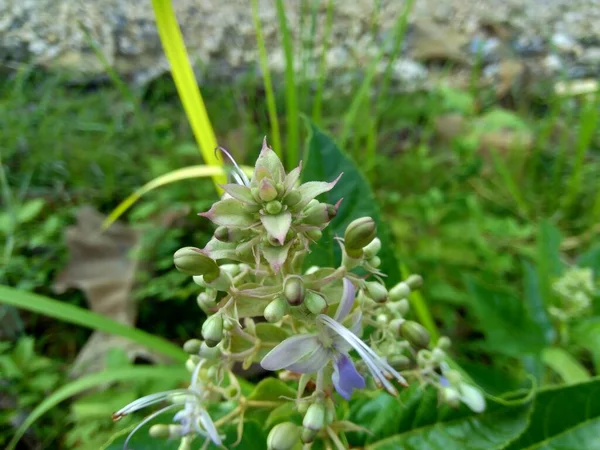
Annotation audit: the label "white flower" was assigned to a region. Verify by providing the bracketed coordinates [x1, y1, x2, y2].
[261, 278, 407, 399]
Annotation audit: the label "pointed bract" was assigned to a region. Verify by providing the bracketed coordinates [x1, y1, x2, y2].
[261, 211, 292, 245]
[295, 173, 343, 210]
[254, 138, 286, 183]
[220, 184, 256, 204]
[199, 198, 256, 227]
[262, 241, 294, 272]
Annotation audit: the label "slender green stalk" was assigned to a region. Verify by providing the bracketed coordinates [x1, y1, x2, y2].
[150, 0, 225, 187]
[275, 0, 300, 168]
[312, 0, 334, 125]
[339, 0, 414, 149]
[251, 0, 283, 159]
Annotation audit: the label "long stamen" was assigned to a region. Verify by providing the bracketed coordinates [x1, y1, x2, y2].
[215, 146, 250, 186]
[113, 389, 200, 420]
[123, 403, 181, 450]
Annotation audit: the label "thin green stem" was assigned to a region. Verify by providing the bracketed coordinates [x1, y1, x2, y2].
[312, 0, 334, 125]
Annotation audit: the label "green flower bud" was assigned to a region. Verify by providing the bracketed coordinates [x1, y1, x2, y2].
[284, 277, 305, 306]
[173, 247, 220, 281]
[366, 281, 388, 303]
[368, 256, 381, 268]
[197, 292, 216, 311]
[389, 282, 411, 301]
[265, 297, 288, 322]
[301, 201, 329, 226]
[417, 349, 433, 367]
[432, 347, 446, 363]
[303, 403, 325, 431]
[363, 237, 382, 258]
[267, 422, 301, 450]
[389, 354, 411, 370]
[201, 314, 224, 347]
[324, 399, 336, 424]
[344, 217, 377, 255]
[305, 228, 323, 241]
[305, 291, 327, 315]
[283, 189, 302, 208]
[149, 424, 183, 439]
[301, 428, 318, 444]
[198, 341, 221, 360]
[220, 264, 241, 277]
[400, 321, 430, 349]
[185, 355, 200, 372]
[406, 274, 423, 289]
[389, 318, 405, 336]
[214, 226, 229, 241]
[259, 178, 279, 202]
[297, 402, 310, 414]
[445, 369, 462, 385]
[265, 200, 283, 215]
[387, 298, 410, 316]
[183, 339, 202, 354]
[441, 386, 461, 407]
[437, 336, 452, 350]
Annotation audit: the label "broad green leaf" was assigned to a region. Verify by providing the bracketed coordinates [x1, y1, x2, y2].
[8, 366, 188, 450]
[103, 164, 254, 229]
[302, 120, 401, 286]
[465, 277, 546, 357]
[248, 378, 296, 402]
[578, 243, 600, 276]
[542, 347, 591, 383]
[265, 403, 300, 429]
[0, 285, 186, 362]
[535, 220, 565, 308]
[507, 378, 600, 450]
[572, 318, 600, 370]
[348, 384, 530, 450]
[523, 261, 556, 344]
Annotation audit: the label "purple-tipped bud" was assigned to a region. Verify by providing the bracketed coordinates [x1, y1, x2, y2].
[267, 422, 301, 450]
[283, 276, 305, 305]
[173, 247, 220, 281]
[400, 321, 430, 349]
[344, 217, 377, 257]
[259, 178, 279, 202]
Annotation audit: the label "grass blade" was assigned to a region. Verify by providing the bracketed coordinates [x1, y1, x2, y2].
[7, 366, 188, 450]
[0, 285, 186, 362]
[251, 0, 283, 159]
[312, 0, 334, 125]
[339, 0, 413, 149]
[275, 0, 300, 168]
[150, 0, 225, 187]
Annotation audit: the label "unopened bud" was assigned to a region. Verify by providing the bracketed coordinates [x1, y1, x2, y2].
[406, 274, 423, 289]
[198, 342, 221, 360]
[305, 228, 323, 241]
[214, 226, 229, 241]
[265, 297, 288, 322]
[185, 355, 200, 372]
[344, 217, 377, 256]
[284, 277, 305, 305]
[389, 355, 411, 370]
[301, 201, 329, 226]
[301, 428, 318, 444]
[363, 237, 381, 258]
[267, 422, 301, 450]
[437, 336, 452, 350]
[368, 256, 381, 268]
[389, 282, 411, 301]
[389, 318, 405, 335]
[149, 424, 183, 439]
[417, 349, 433, 367]
[173, 247, 220, 281]
[303, 403, 325, 431]
[220, 264, 241, 277]
[197, 292, 216, 311]
[283, 190, 301, 208]
[432, 348, 446, 363]
[265, 200, 283, 215]
[183, 339, 202, 354]
[259, 178, 279, 202]
[201, 314, 224, 347]
[441, 387, 461, 407]
[400, 321, 430, 348]
[305, 291, 327, 315]
[387, 298, 410, 316]
[366, 281, 388, 303]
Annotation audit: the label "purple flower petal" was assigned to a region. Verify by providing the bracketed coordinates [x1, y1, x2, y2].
[334, 278, 356, 322]
[261, 334, 320, 371]
[332, 354, 366, 400]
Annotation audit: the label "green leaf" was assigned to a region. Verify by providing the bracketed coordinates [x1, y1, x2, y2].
[0, 285, 186, 362]
[8, 366, 188, 450]
[230, 323, 290, 359]
[465, 277, 546, 357]
[265, 403, 301, 429]
[535, 220, 565, 307]
[348, 384, 530, 450]
[523, 261, 556, 345]
[578, 243, 600, 275]
[248, 378, 296, 402]
[302, 119, 401, 286]
[507, 378, 600, 450]
[17, 199, 45, 223]
[542, 347, 591, 383]
[572, 318, 600, 370]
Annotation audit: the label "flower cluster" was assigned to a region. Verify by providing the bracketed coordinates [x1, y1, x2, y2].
[550, 267, 595, 322]
[115, 140, 485, 450]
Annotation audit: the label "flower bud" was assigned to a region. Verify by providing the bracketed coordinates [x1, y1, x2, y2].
[366, 281, 388, 303]
[305, 228, 322, 241]
[264, 297, 288, 323]
[387, 298, 410, 316]
[283, 190, 301, 208]
[406, 274, 423, 289]
[202, 314, 224, 347]
[301, 201, 329, 226]
[197, 292, 216, 311]
[267, 422, 301, 450]
[437, 336, 452, 350]
[198, 341, 221, 360]
[441, 386, 461, 407]
[214, 225, 229, 241]
[400, 321, 430, 349]
[173, 247, 220, 281]
[185, 355, 200, 372]
[368, 256, 381, 268]
[417, 349, 433, 367]
[389, 282, 411, 301]
[432, 348, 446, 363]
[363, 237, 381, 258]
[301, 428, 318, 444]
[305, 291, 327, 315]
[259, 178, 279, 202]
[344, 217, 377, 255]
[265, 200, 283, 215]
[284, 277, 305, 306]
[389, 355, 411, 370]
[149, 424, 183, 439]
[303, 403, 325, 431]
[183, 339, 202, 354]
[389, 318, 405, 336]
